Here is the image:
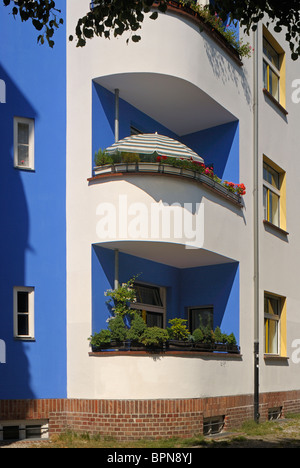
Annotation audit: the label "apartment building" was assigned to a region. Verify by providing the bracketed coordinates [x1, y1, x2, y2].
[0, 0, 300, 441]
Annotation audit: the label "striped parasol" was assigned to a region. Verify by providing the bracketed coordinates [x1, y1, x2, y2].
[105, 133, 204, 162]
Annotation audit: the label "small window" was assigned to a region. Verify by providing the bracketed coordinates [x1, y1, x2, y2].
[14, 117, 35, 170]
[262, 27, 286, 109]
[13, 287, 35, 339]
[131, 283, 166, 328]
[203, 416, 225, 435]
[268, 407, 282, 421]
[263, 158, 286, 230]
[264, 293, 285, 355]
[188, 306, 213, 333]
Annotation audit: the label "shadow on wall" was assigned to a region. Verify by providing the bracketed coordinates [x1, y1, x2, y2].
[204, 38, 252, 108]
[0, 63, 35, 400]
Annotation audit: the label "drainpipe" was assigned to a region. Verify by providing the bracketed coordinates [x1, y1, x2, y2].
[253, 26, 260, 423]
[114, 249, 119, 290]
[115, 89, 119, 143]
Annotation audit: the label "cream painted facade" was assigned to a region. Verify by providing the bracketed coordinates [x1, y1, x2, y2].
[66, 0, 300, 405]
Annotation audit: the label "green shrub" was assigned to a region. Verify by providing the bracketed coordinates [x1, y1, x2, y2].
[127, 313, 147, 342]
[227, 333, 237, 346]
[121, 152, 140, 163]
[94, 149, 114, 166]
[140, 327, 169, 347]
[167, 318, 190, 341]
[214, 326, 227, 344]
[192, 328, 204, 343]
[89, 329, 112, 348]
[108, 315, 127, 342]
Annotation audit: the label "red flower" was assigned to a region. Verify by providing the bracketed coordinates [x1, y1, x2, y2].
[157, 156, 162, 162]
[162, 155, 167, 160]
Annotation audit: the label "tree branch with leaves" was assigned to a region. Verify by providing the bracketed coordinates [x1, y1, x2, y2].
[3, 0, 300, 59]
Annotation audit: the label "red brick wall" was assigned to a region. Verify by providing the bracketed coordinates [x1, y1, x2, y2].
[1, 391, 300, 440]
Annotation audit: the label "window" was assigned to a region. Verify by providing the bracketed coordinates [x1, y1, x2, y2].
[131, 283, 166, 328]
[0, 420, 49, 441]
[188, 306, 213, 333]
[13, 287, 35, 339]
[14, 117, 35, 170]
[264, 293, 286, 355]
[262, 27, 286, 109]
[263, 158, 286, 230]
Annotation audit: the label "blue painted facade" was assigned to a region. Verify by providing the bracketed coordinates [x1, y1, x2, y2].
[0, 4, 67, 399]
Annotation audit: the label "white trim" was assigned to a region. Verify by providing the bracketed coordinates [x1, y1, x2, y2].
[13, 117, 35, 170]
[13, 286, 35, 339]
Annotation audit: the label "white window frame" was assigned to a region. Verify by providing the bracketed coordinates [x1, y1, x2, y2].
[263, 162, 281, 227]
[13, 286, 35, 340]
[13, 117, 35, 170]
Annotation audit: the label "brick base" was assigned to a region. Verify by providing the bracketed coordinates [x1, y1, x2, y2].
[1, 391, 300, 440]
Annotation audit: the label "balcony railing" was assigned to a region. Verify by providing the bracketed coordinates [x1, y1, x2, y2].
[89, 161, 244, 206]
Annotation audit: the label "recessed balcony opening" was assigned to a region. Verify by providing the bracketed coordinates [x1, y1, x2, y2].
[91, 243, 240, 351]
[92, 76, 240, 186]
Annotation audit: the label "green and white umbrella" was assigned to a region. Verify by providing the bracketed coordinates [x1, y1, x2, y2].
[105, 133, 204, 163]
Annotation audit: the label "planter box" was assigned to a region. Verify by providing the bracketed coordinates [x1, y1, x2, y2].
[194, 342, 215, 352]
[162, 165, 182, 175]
[167, 340, 194, 351]
[94, 165, 113, 175]
[138, 163, 160, 172]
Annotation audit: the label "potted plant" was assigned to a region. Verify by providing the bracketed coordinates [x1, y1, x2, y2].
[226, 332, 239, 353]
[140, 326, 169, 351]
[89, 329, 113, 351]
[167, 318, 193, 349]
[94, 148, 114, 174]
[214, 326, 228, 352]
[126, 313, 147, 350]
[192, 325, 215, 351]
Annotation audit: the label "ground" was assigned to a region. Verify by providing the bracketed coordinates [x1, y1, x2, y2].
[1, 415, 300, 448]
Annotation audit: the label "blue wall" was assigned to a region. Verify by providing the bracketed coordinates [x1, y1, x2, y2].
[92, 246, 239, 342]
[92, 83, 240, 184]
[0, 4, 67, 399]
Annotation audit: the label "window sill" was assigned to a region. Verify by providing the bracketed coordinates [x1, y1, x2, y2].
[263, 219, 289, 237]
[264, 354, 289, 362]
[263, 88, 288, 116]
[14, 337, 35, 342]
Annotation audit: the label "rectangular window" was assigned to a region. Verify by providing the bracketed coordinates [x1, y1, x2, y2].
[14, 117, 35, 170]
[263, 158, 286, 230]
[188, 306, 213, 333]
[264, 293, 286, 356]
[263, 37, 280, 102]
[13, 287, 35, 339]
[262, 27, 286, 109]
[131, 283, 166, 328]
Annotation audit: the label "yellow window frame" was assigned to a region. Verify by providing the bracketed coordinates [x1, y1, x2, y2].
[263, 26, 286, 109]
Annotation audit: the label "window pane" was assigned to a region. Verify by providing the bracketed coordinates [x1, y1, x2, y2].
[134, 284, 163, 307]
[269, 68, 279, 101]
[3, 426, 20, 441]
[18, 123, 29, 144]
[263, 38, 280, 69]
[263, 186, 268, 220]
[263, 163, 280, 189]
[18, 144, 29, 166]
[17, 291, 28, 313]
[263, 61, 268, 89]
[269, 191, 279, 226]
[265, 318, 278, 354]
[189, 308, 213, 332]
[18, 314, 29, 336]
[146, 312, 163, 328]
